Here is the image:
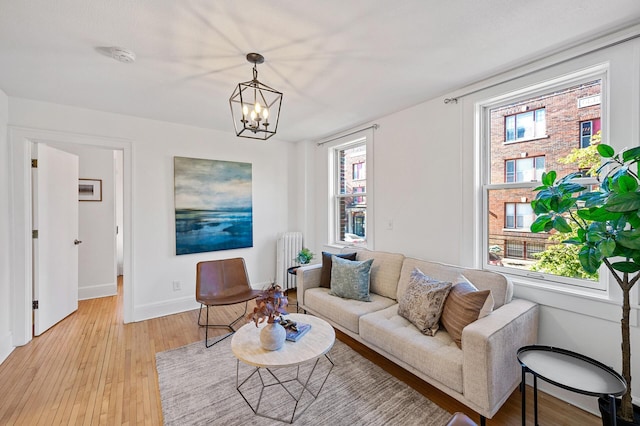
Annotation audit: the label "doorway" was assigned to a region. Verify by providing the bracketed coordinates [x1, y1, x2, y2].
[9, 126, 133, 347]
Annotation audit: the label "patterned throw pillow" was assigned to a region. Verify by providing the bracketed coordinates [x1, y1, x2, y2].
[329, 256, 374, 302]
[319, 251, 358, 288]
[440, 278, 491, 348]
[398, 268, 452, 336]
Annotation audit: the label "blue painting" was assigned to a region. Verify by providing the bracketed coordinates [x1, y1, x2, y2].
[174, 157, 253, 255]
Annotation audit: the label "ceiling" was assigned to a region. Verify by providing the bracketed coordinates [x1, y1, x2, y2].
[1, 1, 639, 142]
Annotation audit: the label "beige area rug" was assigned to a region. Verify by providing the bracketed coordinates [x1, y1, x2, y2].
[156, 337, 450, 425]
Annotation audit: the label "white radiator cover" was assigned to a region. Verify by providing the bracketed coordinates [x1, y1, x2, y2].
[276, 232, 303, 290]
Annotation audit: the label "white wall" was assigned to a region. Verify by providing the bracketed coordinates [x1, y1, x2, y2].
[7, 98, 294, 324]
[0, 89, 12, 363]
[303, 31, 640, 413]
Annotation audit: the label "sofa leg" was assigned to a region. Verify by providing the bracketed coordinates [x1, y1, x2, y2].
[480, 415, 486, 426]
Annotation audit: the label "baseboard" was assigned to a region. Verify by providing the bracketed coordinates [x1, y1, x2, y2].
[78, 282, 117, 300]
[0, 331, 14, 365]
[133, 282, 271, 322]
[251, 280, 272, 290]
[134, 296, 200, 322]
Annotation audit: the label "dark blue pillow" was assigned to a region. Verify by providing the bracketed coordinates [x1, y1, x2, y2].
[319, 251, 357, 288]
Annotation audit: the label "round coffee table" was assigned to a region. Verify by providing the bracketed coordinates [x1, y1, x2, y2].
[231, 313, 336, 423]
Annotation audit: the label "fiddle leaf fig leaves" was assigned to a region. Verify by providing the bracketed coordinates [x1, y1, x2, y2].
[531, 143, 640, 283]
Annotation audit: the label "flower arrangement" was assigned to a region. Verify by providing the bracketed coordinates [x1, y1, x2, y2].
[247, 283, 288, 326]
[294, 247, 314, 265]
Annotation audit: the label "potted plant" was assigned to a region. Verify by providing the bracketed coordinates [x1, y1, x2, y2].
[294, 247, 315, 265]
[531, 143, 640, 424]
[247, 283, 289, 350]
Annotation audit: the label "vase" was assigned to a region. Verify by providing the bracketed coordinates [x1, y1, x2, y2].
[598, 397, 640, 426]
[260, 321, 286, 351]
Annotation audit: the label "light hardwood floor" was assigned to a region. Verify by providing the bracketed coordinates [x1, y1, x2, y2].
[0, 278, 600, 425]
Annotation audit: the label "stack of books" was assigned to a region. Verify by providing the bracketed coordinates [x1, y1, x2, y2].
[285, 322, 311, 342]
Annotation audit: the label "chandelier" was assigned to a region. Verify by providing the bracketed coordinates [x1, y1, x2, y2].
[229, 53, 283, 140]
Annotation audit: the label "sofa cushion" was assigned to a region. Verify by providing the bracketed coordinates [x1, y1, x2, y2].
[441, 280, 491, 348]
[398, 258, 513, 309]
[319, 251, 358, 288]
[457, 275, 494, 318]
[398, 268, 452, 335]
[360, 305, 463, 393]
[351, 249, 404, 300]
[304, 287, 396, 334]
[329, 256, 374, 302]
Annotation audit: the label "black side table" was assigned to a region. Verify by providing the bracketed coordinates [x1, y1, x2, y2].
[286, 266, 301, 313]
[517, 345, 626, 426]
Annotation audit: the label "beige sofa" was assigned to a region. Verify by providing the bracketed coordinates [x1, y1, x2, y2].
[296, 249, 539, 422]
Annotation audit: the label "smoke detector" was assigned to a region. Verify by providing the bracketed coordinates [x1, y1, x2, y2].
[109, 47, 136, 63]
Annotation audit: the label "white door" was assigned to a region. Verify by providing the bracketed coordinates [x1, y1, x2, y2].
[32, 144, 79, 335]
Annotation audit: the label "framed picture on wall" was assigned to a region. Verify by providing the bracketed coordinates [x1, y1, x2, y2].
[174, 156, 253, 255]
[79, 178, 102, 202]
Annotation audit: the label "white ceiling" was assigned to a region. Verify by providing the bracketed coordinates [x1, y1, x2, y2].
[1, 1, 639, 142]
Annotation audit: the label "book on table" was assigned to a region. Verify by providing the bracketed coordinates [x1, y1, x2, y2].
[285, 322, 311, 342]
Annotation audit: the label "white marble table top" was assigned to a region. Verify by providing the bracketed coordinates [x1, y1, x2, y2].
[231, 313, 335, 368]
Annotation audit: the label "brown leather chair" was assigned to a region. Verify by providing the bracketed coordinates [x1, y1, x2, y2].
[196, 258, 261, 347]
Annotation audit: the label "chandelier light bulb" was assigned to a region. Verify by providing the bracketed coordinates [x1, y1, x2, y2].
[242, 104, 249, 116]
[262, 108, 269, 120]
[255, 102, 262, 114]
[250, 110, 257, 121]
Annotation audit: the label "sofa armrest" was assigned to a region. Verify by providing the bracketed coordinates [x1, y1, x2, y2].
[296, 264, 322, 307]
[461, 298, 539, 418]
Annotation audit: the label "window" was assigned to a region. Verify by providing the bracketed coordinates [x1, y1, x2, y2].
[482, 72, 604, 290]
[580, 118, 601, 148]
[505, 203, 535, 229]
[505, 157, 545, 183]
[505, 108, 546, 142]
[332, 140, 368, 245]
[353, 162, 365, 180]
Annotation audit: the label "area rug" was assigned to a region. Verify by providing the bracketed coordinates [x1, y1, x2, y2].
[156, 338, 450, 425]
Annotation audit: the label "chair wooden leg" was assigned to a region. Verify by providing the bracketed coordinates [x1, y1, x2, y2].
[197, 301, 251, 348]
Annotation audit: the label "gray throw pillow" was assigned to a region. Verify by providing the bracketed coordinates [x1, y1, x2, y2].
[329, 256, 374, 302]
[398, 268, 452, 336]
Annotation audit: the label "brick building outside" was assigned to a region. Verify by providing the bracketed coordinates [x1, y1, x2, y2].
[488, 80, 601, 268]
[339, 144, 367, 242]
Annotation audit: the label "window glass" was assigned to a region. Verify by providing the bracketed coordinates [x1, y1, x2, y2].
[334, 141, 367, 245]
[484, 77, 602, 287]
[504, 108, 546, 142]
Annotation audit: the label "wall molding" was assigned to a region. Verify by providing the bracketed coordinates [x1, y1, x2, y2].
[134, 296, 200, 322]
[78, 283, 117, 301]
[0, 331, 14, 365]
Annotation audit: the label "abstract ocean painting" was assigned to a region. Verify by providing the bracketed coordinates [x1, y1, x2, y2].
[174, 157, 253, 255]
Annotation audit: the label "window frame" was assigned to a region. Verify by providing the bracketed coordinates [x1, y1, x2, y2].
[328, 133, 374, 248]
[480, 67, 608, 292]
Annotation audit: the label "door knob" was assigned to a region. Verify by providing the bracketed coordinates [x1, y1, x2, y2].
[74, 239, 83, 245]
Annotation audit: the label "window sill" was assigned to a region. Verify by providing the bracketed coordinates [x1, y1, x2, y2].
[507, 273, 639, 327]
[502, 228, 533, 233]
[503, 134, 550, 145]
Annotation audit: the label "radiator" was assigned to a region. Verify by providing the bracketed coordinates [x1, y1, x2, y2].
[276, 232, 303, 290]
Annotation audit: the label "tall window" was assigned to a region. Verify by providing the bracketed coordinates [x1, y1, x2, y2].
[332, 140, 367, 245]
[353, 162, 365, 180]
[505, 108, 546, 142]
[580, 118, 601, 148]
[482, 73, 603, 289]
